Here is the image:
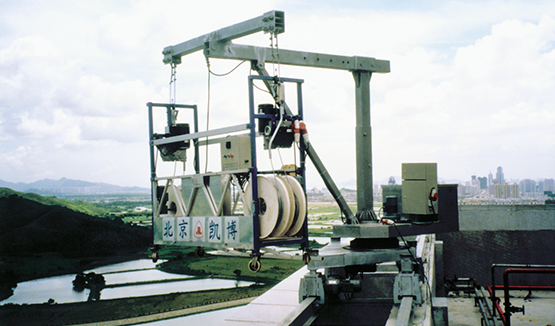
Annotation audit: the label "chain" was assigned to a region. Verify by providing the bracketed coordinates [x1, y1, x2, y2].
[269, 32, 281, 78]
[274, 33, 281, 77]
[269, 32, 283, 104]
[169, 63, 177, 104]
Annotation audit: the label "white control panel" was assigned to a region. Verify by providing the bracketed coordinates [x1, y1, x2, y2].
[221, 135, 252, 171]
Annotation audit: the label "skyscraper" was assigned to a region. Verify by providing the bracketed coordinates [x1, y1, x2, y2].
[478, 177, 487, 189]
[520, 179, 537, 196]
[544, 179, 555, 192]
[496, 166, 505, 185]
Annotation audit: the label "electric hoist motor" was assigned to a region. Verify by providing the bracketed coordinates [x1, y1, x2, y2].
[257, 103, 295, 149]
[153, 123, 190, 162]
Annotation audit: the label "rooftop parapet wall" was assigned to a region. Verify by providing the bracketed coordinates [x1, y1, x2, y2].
[459, 205, 555, 231]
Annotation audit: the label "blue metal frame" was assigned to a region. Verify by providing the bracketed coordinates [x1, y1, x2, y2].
[247, 75, 309, 256]
[147, 75, 310, 258]
[147, 102, 199, 237]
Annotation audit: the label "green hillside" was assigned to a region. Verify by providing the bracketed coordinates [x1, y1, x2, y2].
[0, 189, 151, 298]
[0, 187, 107, 216]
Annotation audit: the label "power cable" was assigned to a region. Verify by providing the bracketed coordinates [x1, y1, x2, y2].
[203, 58, 248, 173]
[209, 60, 247, 77]
[392, 222, 437, 326]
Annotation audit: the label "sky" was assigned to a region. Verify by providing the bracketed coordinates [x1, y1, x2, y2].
[1, 0, 554, 189]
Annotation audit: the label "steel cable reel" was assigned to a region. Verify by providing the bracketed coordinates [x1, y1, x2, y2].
[243, 174, 307, 239]
[283, 175, 307, 237]
[243, 175, 282, 239]
[165, 183, 186, 216]
[268, 175, 294, 237]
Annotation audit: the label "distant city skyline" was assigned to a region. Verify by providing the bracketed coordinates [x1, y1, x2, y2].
[2, 162, 553, 192]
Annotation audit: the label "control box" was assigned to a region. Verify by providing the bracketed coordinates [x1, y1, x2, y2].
[402, 163, 438, 215]
[221, 135, 252, 171]
[381, 185, 403, 219]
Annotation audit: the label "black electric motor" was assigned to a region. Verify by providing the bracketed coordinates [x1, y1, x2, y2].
[257, 104, 294, 149]
[154, 123, 190, 161]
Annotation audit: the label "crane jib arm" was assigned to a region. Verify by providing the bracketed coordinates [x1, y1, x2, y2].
[163, 10, 284, 65]
[204, 42, 390, 73]
[162, 10, 389, 74]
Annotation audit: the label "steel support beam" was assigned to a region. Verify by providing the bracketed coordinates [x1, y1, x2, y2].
[205, 42, 390, 73]
[163, 10, 284, 64]
[396, 297, 414, 326]
[353, 70, 376, 220]
[151, 123, 249, 146]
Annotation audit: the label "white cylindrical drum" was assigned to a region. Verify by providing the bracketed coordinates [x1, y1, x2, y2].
[244, 175, 281, 239]
[283, 175, 307, 236]
[268, 175, 294, 237]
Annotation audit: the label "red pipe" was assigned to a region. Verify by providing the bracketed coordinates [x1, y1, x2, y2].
[491, 285, 555, 291]
[487, 284, 555, 326]
[490, 263, 555, 314]
[487, 286, 506, 325]
[502, 268, 555, 326]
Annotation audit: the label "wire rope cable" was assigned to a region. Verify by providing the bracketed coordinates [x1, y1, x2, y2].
[169, 63, 177, 104]
[204, 58, 211, 173]
[203, 58, 248, 173]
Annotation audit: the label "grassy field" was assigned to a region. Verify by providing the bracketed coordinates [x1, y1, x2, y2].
[307, 202, 357, 222]
[159, 251, 305, 282]
[0, 285, 270, 326]
[0, 188, 108, 216]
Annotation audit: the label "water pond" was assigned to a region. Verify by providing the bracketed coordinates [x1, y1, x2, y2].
[1, 259, 253, 305]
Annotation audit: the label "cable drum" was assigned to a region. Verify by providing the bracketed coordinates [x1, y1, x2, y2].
[244, 174, 307, 239]
[269, 175, 294, 237]
[166, 184, 186, 216]
[283, 175, 307, 236]
[244, 175, 283, 239]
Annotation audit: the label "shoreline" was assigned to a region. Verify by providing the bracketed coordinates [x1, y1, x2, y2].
[0, 285, 270, 326]
[69, 297, 256, 326]
[6, 252, 149, 284]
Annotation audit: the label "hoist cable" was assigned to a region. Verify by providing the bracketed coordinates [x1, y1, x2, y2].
[202, 58, 248, 173]
[205, 58, 211, 173]
[169, 63, 177, 104]
[274, 33, 281, 78]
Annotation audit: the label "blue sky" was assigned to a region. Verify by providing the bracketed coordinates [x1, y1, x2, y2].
[1, 1, 554, 188]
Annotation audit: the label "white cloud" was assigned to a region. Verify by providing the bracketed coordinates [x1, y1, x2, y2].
[1, 1, 554, 187]
[370, 15, 555, 182]
[0, 33, 165, 185]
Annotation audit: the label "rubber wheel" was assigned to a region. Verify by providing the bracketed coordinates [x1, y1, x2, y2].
[302, 252, 310, 265]
[194, 246, 205, 257]
[151, 251, 159, 263]
[248, 258, 261, 272]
